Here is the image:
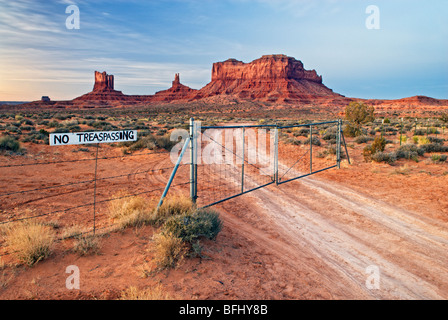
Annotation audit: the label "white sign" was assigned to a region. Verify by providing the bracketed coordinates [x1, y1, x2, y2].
[50, 130, 137, 146]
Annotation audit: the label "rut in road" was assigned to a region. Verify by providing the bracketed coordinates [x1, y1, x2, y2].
[205, 143, 448, 299]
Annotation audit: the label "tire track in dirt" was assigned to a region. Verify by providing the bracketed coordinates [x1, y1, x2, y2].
[207, 139, 448, 299]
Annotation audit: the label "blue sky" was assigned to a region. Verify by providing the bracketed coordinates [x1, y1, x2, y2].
[0, 0, 447, 101]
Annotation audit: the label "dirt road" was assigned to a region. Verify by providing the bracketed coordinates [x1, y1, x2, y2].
[203, 134, 448, 299]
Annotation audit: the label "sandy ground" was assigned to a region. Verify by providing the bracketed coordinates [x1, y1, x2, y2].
[0, 134, 447, 300]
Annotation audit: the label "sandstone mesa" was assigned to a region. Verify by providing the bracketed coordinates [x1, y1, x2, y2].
[6, 54, 448, 114]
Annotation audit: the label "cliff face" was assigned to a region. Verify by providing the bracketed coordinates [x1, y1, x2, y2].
[93, 71, 115, 92]
[194, 54, 341, 102]
[211, 55, 322, 82]
[74, 71, 127, 101]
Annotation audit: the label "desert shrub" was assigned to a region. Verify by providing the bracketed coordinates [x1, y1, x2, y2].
[322, 132, 337, 140]
[303, 136, 321, 146]
[151, 232, 188, 270]
[354, 135, 372, 144]
[371, 151, 397, 164]
[0, 136, 21, 153]
[162, 208, 222, 244]
[120, 285, 174, 300]
[153, 195, 194, 226]
[420, 143, 448, 154]
[362, 136, 386, 162]
[72, 234, 102, 256]
[396, 144, 424, 160]
[4, 221, 55, 266]
[285, 137, 301, 145]
[293, 128, 310, 137]
[414, 129, 426, 136]
[344, 101, 375, 137]
[108, 194, 156, 229]
[122, 134, 176, 153]
[428, 136, 444, 144]
[430, 154, 447, 163]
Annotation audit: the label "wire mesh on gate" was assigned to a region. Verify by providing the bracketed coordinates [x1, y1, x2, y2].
[277, 121, 340, 184]
[194, 123, 276, 208]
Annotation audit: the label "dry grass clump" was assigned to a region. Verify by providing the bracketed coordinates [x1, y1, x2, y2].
[151, 232, 188, 270]
[153, 194, 194, 225]
[72, 234, 102, 256]
[108, 192, 156, 229]
[4, 221, 55, 266]
[120, 284, 174, 300]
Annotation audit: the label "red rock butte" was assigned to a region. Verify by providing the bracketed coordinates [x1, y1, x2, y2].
[15, 54, 447, 115]
[72, 55, 344, 103]
[192, 54, 342, 102]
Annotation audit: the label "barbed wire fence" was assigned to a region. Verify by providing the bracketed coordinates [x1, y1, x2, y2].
[0, 144, 190, 258]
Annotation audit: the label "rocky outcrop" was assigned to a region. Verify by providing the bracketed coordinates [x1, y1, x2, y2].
[74, 71, 127, 101]
[210, 55, 322, 82]
[93, 71, 115, 92]
[193, 54, 342, 102]
[152, 73, 197, 102]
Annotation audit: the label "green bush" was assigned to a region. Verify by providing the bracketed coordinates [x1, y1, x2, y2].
[420, 143, 448, 153]
[354, 135, 372, 144]
[344, 101, 375, 137]
[0, 136, 21, 153]
[362, 136, 386, 162]
[431, 154, 447, 163]
[371, 151, 397, 164]
[396, 144, 424, 160]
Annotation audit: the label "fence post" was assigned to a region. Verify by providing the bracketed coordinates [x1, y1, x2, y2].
[241, 127, 245, 193]
[309, 124, 313, 173]
[274, 127, 279, 184]
[190, 118, 197, 204]
[92, 142, 99, 235]
[337, 119, 342, 169]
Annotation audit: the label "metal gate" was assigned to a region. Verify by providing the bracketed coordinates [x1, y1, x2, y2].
[276, 120, 343, 184]
[158, 118, 349, 209]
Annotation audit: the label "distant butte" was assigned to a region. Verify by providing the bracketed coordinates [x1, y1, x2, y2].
[152, 73, 197, 102]
[191, 54, 343, 102]
[71, 55, 344, 104]
[10, 54, 447, 116]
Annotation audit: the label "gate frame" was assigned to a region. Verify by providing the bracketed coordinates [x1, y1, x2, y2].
[161, 118, 350, 208]
[275, 119, 345, 185]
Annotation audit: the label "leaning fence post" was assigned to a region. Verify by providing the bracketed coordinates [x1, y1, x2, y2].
[157, 136, 191, 210]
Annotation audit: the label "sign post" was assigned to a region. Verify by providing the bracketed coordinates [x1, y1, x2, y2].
[50, 130, 137, 234]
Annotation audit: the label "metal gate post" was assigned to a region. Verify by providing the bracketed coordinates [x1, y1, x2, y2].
[241, 127, 245, 193]
[274, 127, 279, 184]
[309, 124, 313, 173]
[337, 119, 342, 169]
